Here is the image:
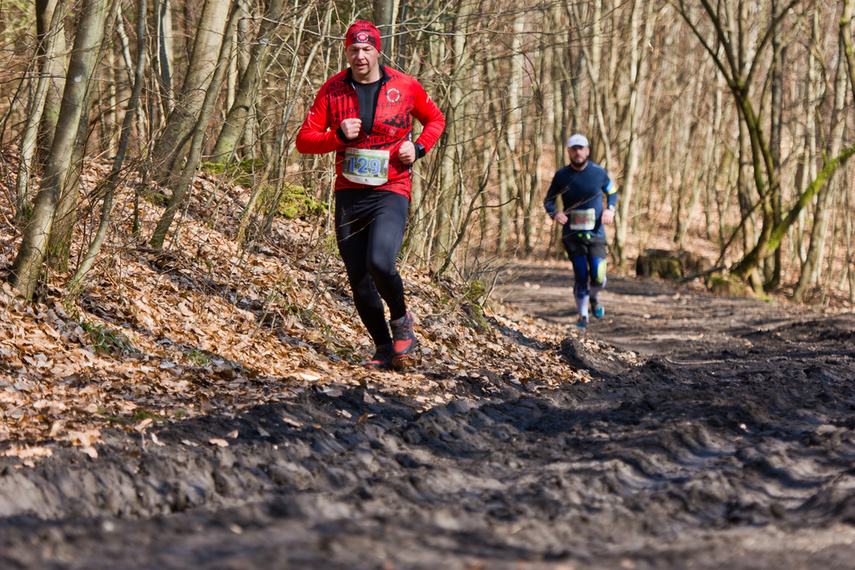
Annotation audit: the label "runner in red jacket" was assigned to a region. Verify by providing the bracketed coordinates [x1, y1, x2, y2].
[296, 21, 445, 371]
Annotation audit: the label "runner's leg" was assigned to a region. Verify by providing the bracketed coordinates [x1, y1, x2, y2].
[364, 192, 409, 321]
[589, 256, 607, 300]
[571, 255, 590, 318]
[336, 192, 392, 346]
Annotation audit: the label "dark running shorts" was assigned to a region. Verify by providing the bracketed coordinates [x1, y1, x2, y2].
[562, 234, 608, 259]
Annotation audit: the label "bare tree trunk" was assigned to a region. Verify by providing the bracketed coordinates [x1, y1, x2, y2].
[10, 0, 108, 300]
[842, 0, 855, 94]
[701, 75, 724, 242]
[373, 0, 399, 63]
[791, 10, 819, 269]
[764, 0, 784, 290]
[150, 0, 231, 186]
[153, 0, 174, 120]
[485, 57, 515, 254]
[16, 0, 66, 220]
[674, 55, 708, 249]
[846, 179, 855, 302]
[434, 0, 472, 264]
[211, 0, 286, 164]
[792, 19, 850, 302]
[35, 0, 68, 165]
[522, 40, 546, 255]
[548, 3, 568, 258]
[69, 0, 148, 297]
[48, 0, 120, 271]
[612, 0, 642, 269]
[150, 4, 240, 249]
[115, 8, 146, 152]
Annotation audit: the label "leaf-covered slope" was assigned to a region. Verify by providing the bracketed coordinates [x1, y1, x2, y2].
[0, 160, 621, 456]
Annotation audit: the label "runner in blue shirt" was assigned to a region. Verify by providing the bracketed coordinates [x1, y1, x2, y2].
[544, 134, 617, 329]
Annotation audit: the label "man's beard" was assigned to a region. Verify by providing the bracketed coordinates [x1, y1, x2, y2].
[570, 158, 587, 169]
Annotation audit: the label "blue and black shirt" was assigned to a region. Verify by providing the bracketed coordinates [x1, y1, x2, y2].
[544, 161, 617, 241]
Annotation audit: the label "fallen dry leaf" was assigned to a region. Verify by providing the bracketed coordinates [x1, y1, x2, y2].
[2, 445, 53, 459]
[80, 446, 98, 459]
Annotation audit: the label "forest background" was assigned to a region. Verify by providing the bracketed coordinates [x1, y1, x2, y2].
[0, 0, 854, 307]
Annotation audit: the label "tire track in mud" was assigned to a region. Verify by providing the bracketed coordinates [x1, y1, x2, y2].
[2, 266, 855, 568]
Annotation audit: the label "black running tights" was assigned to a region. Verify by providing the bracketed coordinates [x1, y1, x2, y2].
[335, 189, 409, 347]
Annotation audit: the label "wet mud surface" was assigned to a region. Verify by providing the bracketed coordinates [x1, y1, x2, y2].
[3, 263, 855, 569]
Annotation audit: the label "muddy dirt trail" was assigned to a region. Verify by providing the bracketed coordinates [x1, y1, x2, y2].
[2, 263, 855, 569]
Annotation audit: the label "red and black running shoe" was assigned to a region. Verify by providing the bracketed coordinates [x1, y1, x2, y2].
[390, 312, 418, 362]
[362, 345, 395, 371]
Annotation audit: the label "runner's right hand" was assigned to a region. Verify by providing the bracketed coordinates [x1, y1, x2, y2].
[553, 212, 568, 225]
[340, 118, 362, 140]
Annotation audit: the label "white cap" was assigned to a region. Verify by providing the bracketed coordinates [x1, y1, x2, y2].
[566, 134, 589, 148]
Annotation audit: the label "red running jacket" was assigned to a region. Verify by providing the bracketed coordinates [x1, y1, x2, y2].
[296, 66, 445, 200]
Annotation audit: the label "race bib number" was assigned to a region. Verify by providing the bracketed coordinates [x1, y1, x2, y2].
[568, 208, 596, 230]
[342, 148, 390, 186]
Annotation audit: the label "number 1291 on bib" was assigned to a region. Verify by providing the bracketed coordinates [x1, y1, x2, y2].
[342, 148, 390, 186]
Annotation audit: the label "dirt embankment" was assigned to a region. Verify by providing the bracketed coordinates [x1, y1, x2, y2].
[2, 264, 855, 569]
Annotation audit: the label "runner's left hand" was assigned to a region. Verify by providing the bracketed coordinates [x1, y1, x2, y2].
[398, 141, 416, 165]
[602, 209, 615, 225]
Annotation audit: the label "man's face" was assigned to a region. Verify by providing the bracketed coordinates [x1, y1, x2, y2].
[346, 43, 380, 82]
[568, 145, 590, 168]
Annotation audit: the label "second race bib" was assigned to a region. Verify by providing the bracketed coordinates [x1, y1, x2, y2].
[342, 148, 390, 186]
[568, 208, 596, 230]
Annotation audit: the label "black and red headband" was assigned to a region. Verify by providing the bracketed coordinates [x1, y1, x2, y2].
[345, 21, 381, 50]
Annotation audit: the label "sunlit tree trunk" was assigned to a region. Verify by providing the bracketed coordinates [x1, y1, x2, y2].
[48, 0, 120, 271]
[16, 0, 66, 219]
[612, 0, 643, 270]
[549, 8, 568, 258]
[150, 4, 240, 249]
[69, 0, 147, 297]
[153, 0, 174, 123]
[373, 0, 399, 63]
[150, 0, 231, 186]
[211, 0, 286, 164]
[791, 10, 819, 269]
[522, 40, 546, 255]
[35, 0, 68, 165]
[675, 59, 710, 250]
[792, 17, 850, 302]
[764, 0, 784, 290]
[10, 0, 108, 300]
[434, 0, 472, 264]
[507, 11, 525, 246]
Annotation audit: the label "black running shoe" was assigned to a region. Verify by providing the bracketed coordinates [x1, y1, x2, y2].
[390, 312, 418, 361]
[363, 345, 394, 371]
